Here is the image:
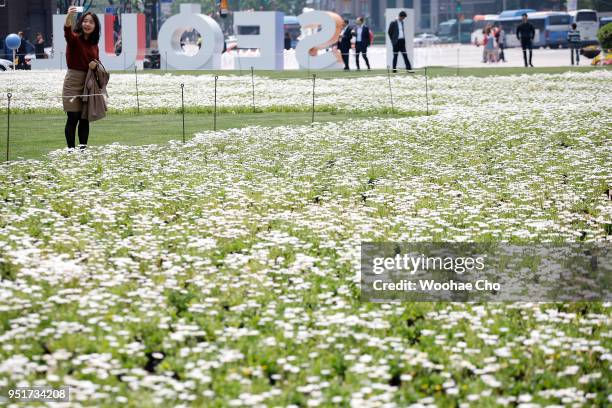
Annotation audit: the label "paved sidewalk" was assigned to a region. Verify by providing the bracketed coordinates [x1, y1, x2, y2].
[216, 44, 599, 70]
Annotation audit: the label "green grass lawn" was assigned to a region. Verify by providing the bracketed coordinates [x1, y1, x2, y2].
[3, 66, 608, 162]
[115, 65, 610, 79]
[0, 110, 421, 161]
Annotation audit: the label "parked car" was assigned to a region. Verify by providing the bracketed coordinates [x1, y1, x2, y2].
[414, 33, 441, 47]
[0, 58, 13, 71]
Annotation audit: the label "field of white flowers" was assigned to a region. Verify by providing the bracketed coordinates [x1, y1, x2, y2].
[1, 69, 610, 114]
[0, 70, 611, 407]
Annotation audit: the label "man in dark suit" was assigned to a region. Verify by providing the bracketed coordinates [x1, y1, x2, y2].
[337, 19, 352, 70]
[353, 17, 371, 70]
[516, 13, 535, 67]
[387, 11, 412, 72]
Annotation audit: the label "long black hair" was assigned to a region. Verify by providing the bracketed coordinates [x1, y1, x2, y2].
[74, 12, 100, 45]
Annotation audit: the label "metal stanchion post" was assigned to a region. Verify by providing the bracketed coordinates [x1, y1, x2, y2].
[181, 84, 185, 143]
[134, 66, 140, 114]
[425, 66, 429, 116]
[456, 48, 460, 76]
[311, 74, 316, 124]
[214, 76, 218, 131]
[386, 66, 395, 114]
[5, 93, 11, 162]
[251, 66, 255, 113]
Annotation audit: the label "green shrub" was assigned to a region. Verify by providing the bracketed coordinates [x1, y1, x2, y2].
[597, 22, 612, 50]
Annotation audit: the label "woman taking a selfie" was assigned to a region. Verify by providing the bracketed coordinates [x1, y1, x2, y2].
[63, 6, 100, 149]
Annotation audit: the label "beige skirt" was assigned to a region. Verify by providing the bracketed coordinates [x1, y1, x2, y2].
[62, 69, 87, 112]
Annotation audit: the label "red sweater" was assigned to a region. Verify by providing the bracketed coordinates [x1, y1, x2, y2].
[64, 25, 99, 72]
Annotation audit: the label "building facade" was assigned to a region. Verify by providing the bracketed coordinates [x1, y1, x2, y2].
[314, 0, 565, 32]
[315, 0, 497, 32]
[0, 0, 56, 49]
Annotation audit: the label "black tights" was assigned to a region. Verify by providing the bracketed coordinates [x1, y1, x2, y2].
[65, 111, 89, 149]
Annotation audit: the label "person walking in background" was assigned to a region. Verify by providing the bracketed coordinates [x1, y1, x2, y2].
[34, 32, 46, 59]
[516, 13, 535, 67]
[353, 17, 371, 70]
[387, 11, 412, 72]
[567, 23, 581, 66]
[16, 32, 28, 70]
[495, 26, 506, 62]
[338, 19, 352, 71]
[284, 31, 292, 50]
[62, 6, 100, 149]
[480, 25, 490, 62]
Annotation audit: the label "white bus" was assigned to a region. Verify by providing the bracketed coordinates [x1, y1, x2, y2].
[569, 9, 599, 46]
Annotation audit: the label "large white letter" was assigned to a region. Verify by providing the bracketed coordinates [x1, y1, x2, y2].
[98, 13, 140, 70]
[295, 11, 343, 70]
[158, 3, 224, 70]
[385, 8, 415, 69]
[233, 11, 283, 70]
